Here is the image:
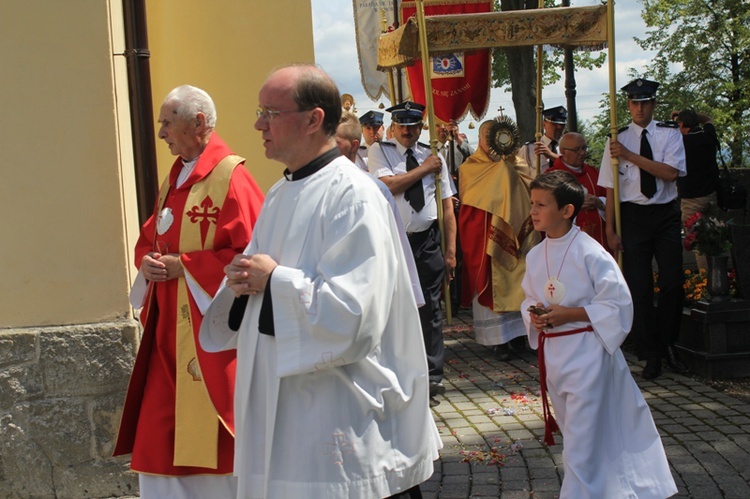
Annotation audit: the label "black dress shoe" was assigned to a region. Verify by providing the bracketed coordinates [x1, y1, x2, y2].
[641, 357, 662, 380]
[665, 346, 689, 374]
[429, 381, 446, 398]
[429, 397, 440, 408]
[509, 336, 527, 352]
[494, 343, 512, 361]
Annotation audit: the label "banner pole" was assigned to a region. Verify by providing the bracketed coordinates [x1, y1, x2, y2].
[415, 0, 452, 325]
[607, 0, 623, 268]
[534, 0, 544, 177]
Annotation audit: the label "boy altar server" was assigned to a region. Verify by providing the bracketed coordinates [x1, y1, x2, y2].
[521, 170, 677, 498]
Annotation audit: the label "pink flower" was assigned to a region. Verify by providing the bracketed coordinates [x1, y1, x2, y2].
[684, 212, 702, 230]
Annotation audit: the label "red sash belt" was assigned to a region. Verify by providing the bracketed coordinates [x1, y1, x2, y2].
[538, 325, 594, 446]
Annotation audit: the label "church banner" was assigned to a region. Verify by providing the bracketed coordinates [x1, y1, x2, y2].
[379, 5, 608, 68]
[353, 0, 410, 102]
[400, 0, 492, 123]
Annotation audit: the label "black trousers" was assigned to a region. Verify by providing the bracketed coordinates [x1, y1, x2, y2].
[408, 222, 445, 382]
[620, 200, 684, 360]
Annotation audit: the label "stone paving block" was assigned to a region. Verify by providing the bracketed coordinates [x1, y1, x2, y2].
[467, 415, 492, 425]
[439, 482, 472, 498]
[474, 422, 499, 433]
[529, 466, 559, 480]
[529, 477, 563, 491]
[469, 484, 501, 497]
[683, 484, 723, 498]
[661, 423, 690, 434]
[716, 424, 746, 435]
[457, 433, 485, 446]
[500, 466, 528, 481]
[442, 473, 471, 485]
[500, 479, 530, 492]
[527, 491, 561, 499]
[713, 476, 750, 496]
[443, 417, 472, 429]
[443, 461, 470, 475]
[471, 471, 500, 485]
[677, 432, 702, 441]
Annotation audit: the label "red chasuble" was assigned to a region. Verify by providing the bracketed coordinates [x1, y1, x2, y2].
[114, 133, 264, 476]
[458, 149, 539, 312]
[548, 158, 607, 249]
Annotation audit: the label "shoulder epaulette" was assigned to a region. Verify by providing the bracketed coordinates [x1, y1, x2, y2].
[417, 141, 430, 149]
[379, 141, 396, 147]
[359, 145, 367, 150]
[656, 121, 678, 128]
[618, 125, 629, 133]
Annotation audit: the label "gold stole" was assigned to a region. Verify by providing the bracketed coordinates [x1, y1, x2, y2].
[460, 151, 540, 311]
[156, 154, 243, 468]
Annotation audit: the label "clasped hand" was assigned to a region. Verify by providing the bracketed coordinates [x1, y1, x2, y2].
[225, 253, 278, 297]
[142, 252, 183, 282]
[529, 303, 570, 331]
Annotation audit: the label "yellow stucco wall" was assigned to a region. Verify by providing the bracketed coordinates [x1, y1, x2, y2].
[0, 0, 135, 328]
[0, 0, 314, 328]
[147, 0, 315, 192]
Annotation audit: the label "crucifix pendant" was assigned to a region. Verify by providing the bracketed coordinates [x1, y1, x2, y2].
[544, 277, 566, 305]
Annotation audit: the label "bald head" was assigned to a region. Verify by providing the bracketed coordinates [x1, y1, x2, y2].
[255, 64, 341, 171]
[558, 133, 588, 168]
[478, 120, 501, 161]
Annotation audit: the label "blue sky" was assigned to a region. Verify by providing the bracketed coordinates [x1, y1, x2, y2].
[311, 0, 657, 143]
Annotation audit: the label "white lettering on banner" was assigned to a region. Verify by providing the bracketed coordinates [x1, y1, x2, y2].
[433, 83, 472, 98]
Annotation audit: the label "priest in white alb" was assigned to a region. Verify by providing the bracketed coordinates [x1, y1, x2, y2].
[200, 65, 441, 499]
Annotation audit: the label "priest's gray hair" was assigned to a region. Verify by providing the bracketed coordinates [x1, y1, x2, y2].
[163, 84, 217, 129]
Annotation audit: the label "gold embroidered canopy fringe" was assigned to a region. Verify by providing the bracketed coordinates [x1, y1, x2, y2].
[377, 5, 608, 70]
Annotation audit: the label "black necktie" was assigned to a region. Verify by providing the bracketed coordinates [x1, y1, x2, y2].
[404, 149, 425, 212]
[639, 129, 657, 198]
[548, 140, 558, 169]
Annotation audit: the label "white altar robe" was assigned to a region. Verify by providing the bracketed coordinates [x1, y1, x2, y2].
[201, 156, 441, 498]
[521, 227, 677, 499]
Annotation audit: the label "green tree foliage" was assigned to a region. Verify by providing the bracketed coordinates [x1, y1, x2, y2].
[636, 0, 749, 167]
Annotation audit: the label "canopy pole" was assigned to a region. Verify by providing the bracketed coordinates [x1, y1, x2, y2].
[607, 0, 623, 267]
[415, 0, 452, 325]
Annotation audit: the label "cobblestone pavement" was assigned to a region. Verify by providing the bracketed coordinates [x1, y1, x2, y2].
[422, 309, 750, 499]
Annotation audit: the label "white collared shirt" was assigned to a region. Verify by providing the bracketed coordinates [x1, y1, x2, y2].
[368, 138, 455, 233]
[598, 120, 686, 205]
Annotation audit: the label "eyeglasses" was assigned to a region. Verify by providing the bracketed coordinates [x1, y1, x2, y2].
[561, 145, 589, 153]
[255, 106, 306, 122]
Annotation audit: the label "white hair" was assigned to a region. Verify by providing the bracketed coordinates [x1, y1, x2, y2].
[163, 84, 217, 129]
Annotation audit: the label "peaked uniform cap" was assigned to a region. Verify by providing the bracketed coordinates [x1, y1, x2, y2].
[543, 106, 567, 124]
[386, 101, 425, 126]
[621, 79, 659, 101]
[359, 110, 384, 127]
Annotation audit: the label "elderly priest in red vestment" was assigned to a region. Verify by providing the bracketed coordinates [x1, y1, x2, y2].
[114, 84, 264, 498]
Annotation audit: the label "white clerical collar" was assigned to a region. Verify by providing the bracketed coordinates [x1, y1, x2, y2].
[562, 161, 583, 173]
[176, 157, 198, 188]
